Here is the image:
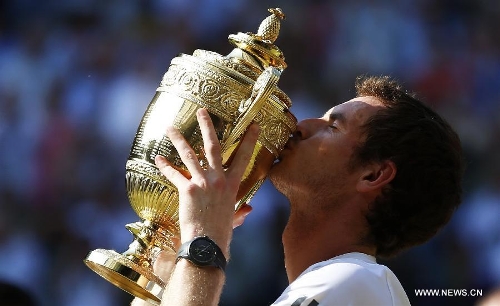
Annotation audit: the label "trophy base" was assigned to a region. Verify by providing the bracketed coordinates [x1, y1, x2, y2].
[84, 249, 164, 305]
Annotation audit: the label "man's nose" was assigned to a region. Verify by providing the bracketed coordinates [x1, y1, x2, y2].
[294, 118, 320, 140]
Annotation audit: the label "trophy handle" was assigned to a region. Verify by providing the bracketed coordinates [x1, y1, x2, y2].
[221, 66, 281, 152]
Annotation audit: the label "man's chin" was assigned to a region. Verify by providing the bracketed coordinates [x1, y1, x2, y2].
[269, 158, 283, 173]
[268, 165, 291, 198]
[268, 159, 286, 183]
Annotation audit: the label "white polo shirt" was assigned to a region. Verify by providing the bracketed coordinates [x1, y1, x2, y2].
[271, 252, 411, 306]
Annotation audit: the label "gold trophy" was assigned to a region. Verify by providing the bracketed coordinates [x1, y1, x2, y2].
[84, 8, 296, 304]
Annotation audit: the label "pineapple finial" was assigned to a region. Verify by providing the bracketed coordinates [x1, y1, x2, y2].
[257, 8, 285, 43]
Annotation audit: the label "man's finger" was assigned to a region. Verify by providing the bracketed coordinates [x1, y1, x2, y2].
[165, 126, 204, 178]
[227, 123, 260, 182]
[155, 155, 189, 187]
[196, 108, 223, 171]
[233, 203, 253, 228]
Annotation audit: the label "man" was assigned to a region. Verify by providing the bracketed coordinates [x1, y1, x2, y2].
[132, 75, 464, 305]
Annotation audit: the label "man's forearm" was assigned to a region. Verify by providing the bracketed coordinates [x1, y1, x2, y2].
[160, 259, 225, 306]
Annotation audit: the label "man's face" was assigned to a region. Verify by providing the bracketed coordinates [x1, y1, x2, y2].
[269, 96, 385, 202]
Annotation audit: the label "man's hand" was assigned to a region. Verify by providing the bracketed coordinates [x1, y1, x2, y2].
[132, 108, 257, 305]
[154, 108, 259, 256]
[150, 108, 259, 305]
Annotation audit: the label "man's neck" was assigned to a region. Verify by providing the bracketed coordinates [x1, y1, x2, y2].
[281, 199, 376, 283]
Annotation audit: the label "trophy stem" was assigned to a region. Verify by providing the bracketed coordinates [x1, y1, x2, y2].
[84, 220, 178, 305]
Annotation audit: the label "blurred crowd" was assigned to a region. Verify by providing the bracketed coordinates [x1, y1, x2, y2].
[0, 0, 499, 305]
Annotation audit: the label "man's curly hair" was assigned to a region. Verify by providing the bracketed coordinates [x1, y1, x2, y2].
[352, 75, 464, 258]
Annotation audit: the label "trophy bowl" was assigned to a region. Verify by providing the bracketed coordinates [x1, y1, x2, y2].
[84, 8, 296, 304]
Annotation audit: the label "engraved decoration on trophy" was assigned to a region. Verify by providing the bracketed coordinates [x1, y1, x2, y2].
[84, 8, 297, 304]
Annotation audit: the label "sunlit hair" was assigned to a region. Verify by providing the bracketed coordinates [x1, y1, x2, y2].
[352, 75, 464, 258]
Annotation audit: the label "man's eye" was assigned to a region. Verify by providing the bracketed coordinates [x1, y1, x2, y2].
[328, 125, 337, 130]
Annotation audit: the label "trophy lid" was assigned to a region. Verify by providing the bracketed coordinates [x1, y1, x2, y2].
[228, 8, 287, 70]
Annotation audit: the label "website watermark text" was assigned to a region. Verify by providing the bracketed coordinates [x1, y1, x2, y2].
[415, 289, 482, 297]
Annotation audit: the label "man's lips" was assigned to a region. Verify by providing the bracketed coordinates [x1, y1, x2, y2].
[277, 141, 293, 161]
[284, 135, 296, 149]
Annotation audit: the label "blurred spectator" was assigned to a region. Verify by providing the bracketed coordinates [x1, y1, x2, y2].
[0, 280, 37, 306]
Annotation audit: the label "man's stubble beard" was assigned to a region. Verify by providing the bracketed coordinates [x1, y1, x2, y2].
[268, 162, 294, 198]
[268, 160, 351, 214]
[269, 162, 360, 260]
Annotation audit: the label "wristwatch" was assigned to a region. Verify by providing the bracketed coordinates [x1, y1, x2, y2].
[176, 236, 227, 271]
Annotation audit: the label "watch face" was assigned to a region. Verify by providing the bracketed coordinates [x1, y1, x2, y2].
[190, 238, 217, 265]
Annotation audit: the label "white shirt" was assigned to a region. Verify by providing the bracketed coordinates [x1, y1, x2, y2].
[271, 252, 411, 306]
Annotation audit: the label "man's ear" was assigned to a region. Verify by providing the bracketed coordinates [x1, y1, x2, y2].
[356, 160, 397, 193]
